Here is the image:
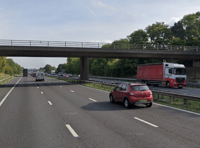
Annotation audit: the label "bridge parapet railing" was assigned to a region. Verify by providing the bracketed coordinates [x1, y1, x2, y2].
[0, 39, 199, 52]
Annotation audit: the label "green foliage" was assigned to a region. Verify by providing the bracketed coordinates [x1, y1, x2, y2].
[128, 29, 148, 44]
[146, 22, 173, 45]
[43, 64, 55, 73]
[102, 44, 112, 49]
[171, 37, 187, 45]
[0, 58, 23, 75]
[171, 11, 200, 46]
[111, 38, 130, 49]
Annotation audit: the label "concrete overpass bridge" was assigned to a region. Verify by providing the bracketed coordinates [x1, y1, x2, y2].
[0, 39, 200, 80]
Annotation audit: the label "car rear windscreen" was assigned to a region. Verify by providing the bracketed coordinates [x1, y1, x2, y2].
[131, 85, 149, 91]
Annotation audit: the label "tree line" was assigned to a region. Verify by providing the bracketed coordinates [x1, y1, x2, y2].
[0, 57, 23, 75]
[41, 12, 199, 77]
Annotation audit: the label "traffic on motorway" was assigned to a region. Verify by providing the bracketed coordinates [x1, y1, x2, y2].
[0, 75, 199, 148]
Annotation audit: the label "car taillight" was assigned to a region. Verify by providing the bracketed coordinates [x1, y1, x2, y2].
[130, 92, 134, 96]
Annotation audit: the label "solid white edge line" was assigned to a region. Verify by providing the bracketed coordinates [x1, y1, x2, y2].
[37, 87, 39, 89]
[60, 86, 62, 87]
[65, 124, 79, 138]
[70, 90, 74, 92]
[154, 103, 200, 116]
[89, 98, 97, 102]
[0, 77, 22, 107]
[48, 101, 52, 105]
[41, 92, 44, 94]
[134, 117, 158, 128]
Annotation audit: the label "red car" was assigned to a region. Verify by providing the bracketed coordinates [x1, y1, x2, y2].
[109, 83, 153, 108]
[64, 74, 69, 78]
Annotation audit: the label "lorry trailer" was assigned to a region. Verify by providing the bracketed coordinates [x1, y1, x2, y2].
[137, 62, 186, 88]
[23, 69, 28, 77]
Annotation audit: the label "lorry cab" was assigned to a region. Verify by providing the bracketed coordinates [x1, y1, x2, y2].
[164, 63, 186, 88]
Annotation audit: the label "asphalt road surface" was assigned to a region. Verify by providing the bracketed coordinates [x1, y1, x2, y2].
[0, 76, 200, 148]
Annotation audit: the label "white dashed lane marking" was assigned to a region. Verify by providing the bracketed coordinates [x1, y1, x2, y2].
[48, 101, 53, 105]
[70, 90, 74, 93]
[134, 117, 158, 128]
[65, 124, 79, 138]
[89, 98, 97, 102]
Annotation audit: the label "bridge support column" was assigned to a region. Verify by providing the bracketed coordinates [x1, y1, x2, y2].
[80, 57, 89, 80]
[193, 60, 200, 67]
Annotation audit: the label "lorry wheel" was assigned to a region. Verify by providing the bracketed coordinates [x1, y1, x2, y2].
[143, 81, 147, 85]
[166, 82, 170, 88]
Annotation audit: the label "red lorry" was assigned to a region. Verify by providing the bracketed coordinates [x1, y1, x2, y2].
[137, 62, 187, 88]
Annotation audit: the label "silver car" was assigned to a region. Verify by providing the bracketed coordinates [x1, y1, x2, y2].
[36, 72, 45, 81]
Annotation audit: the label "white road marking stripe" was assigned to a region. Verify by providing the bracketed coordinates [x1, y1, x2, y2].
[0, 77, 22, 107]
[37, 87, 39, 89]
[60, 86, 62, 87]
[48, 101, 52, 105]
[80, 85, 109, 93]
[134, 117, 158, 128]
[70, 90, 74, 93]
[89, 98, 97, 102]
[65, 124, 79, 138]
[154, 103, 200, 116]
[41, 92, 44, 94]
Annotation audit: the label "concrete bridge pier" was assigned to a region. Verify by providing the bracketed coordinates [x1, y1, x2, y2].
[80, 57, 89, 80]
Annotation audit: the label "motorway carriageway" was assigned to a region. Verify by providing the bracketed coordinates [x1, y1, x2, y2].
[0, 76, 200, 148]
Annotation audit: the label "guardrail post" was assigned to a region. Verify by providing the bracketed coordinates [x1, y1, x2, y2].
[82, 42, 83, 48]
[169, 96, 171, 102]
[30, 41, 31, 46]
[162, 95, 164, 100]
[11, 40, 12, 46]
[157, 94, 159, 100]
[157, 45, 158, 50]
[48, 41, 49, 46]
[65, 42, 66, 47]
[98, 43, 99, 48]
[113, 44, 115, 49]
[143, 45, 144, 50]
[196, 46, 198, 51]
[170, 45, 172, 51]
[183, 99, 187, 105]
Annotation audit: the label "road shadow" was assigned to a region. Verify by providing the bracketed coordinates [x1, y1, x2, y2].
[0, 82, 78, 88]
[81, 101, 147, 111]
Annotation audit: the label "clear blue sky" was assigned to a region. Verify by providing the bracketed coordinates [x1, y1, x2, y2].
[1, 0, 200, 68]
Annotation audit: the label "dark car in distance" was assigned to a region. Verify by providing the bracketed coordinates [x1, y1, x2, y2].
[109, 83, 153, 108]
